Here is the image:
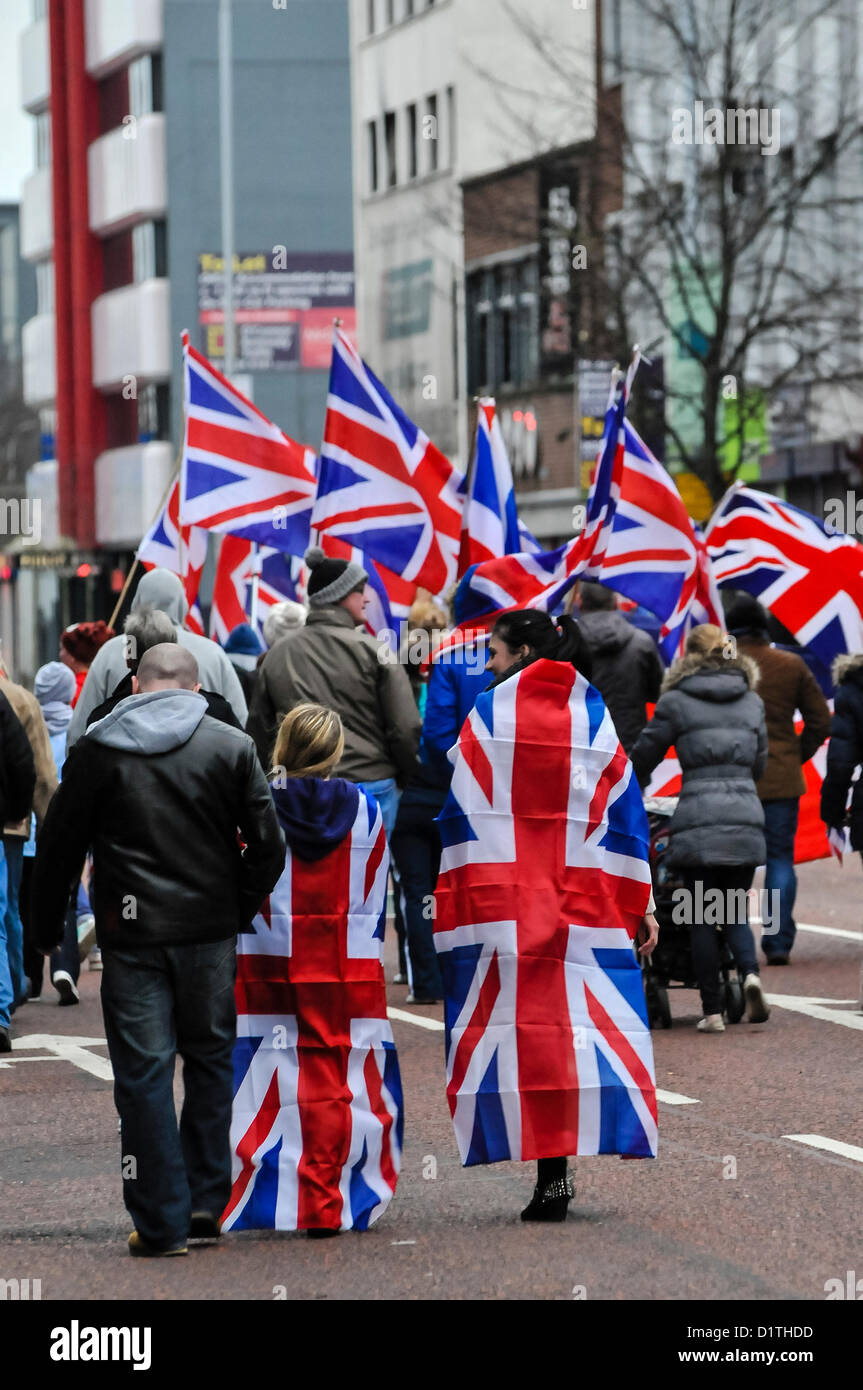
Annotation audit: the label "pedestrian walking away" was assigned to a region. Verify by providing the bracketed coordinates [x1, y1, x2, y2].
[631, 623, 771, 1033]
[574, 580, 664, 752]
[725, 594, 830, 965]
[0, 692, 35, 1052]
[248, 545, 421, 836]
[66, 568, 249, 745]
[223, 704, 403, 1236]
[434, 609, 658, 1222]
[31, 644, 284, 1257]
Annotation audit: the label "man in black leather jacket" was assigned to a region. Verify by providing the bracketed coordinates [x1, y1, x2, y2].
[33, 643, 284, 1257]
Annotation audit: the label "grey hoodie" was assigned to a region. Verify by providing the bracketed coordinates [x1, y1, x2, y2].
[87, 689, 208, 755]
[67, 568, 248, 746]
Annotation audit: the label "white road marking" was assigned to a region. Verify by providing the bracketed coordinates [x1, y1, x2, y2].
[751, 917, 862, 943]
[783, 1134, 863, 1165]
[656, 1089, 700, 1106]
[387, 1006, 445, 1032]
[9, 1034, 113, 1081]
[766, 994, 863, 1031]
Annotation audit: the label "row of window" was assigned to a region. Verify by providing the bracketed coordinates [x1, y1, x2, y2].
[466, 257, 540, 394]
[33, 54, 163, 170]
[34, 221, 167, 317]
[367, 88, 454, 192]
[366, 0, 437, 37]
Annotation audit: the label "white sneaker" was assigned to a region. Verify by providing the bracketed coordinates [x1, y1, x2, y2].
[88, 946, 103, 972]
[743, 973, 770, 1023]
[52, 971, 80, 1006]
[697, 1014, 725, 1032]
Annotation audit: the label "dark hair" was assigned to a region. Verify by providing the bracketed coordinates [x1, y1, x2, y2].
[578, 580, 616, 613]
[492, 610, 593, 682]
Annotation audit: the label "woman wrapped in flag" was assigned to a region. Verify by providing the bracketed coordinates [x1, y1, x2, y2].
[434, 609, 659, 1222]
[222, 704, 403, 1237]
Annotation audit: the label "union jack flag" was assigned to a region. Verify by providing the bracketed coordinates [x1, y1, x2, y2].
[594, 419, 710, 661]
[137, 477, 208, 635]
[705, 483, 863, 667]
[223, 791, 403, 1232]
[311, 328, 464, 594]
[449, 371, 630, 630]
[434, 659, 657, 1165]
[458, 399, 538, 575]
[209, 536, 305, 645]
[180, 332, 318, 553]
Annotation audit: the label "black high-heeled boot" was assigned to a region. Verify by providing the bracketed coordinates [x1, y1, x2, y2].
[520, 1158, 573, 1222]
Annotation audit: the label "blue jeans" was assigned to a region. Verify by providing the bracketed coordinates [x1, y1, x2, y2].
[2, 837, 26, 1017]
[359, 777, 401, 839]
[762, 798, 799, 956]
[390, 792, 445, 1000]
[100, 938, 237, 1251]
[0, 845, 11, 1028]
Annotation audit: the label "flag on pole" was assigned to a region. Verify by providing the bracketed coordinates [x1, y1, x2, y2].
[137, 477, 208, 634]
[705, 483, 863, 667]
[434, 658, 656, 1165]
[458, 399, 538, 575]
[311, 327, 464, 594]
[210, 537, 306, 645]
[449, 362, 631, 630]
[589, 419, 713, 661]
[180, 332, 318, 553]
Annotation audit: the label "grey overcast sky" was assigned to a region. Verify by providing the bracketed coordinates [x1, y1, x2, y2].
[0, 0, 35, 203]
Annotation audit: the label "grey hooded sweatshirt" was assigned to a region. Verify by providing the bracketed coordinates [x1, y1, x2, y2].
[67, 568, 248, 746]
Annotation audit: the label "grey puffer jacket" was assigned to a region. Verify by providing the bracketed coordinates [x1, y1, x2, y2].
[630, 652, 768, 867]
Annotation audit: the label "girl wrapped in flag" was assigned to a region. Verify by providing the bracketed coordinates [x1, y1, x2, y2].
[434, 610, 660, 1222]
[223, 704, 403, 1237]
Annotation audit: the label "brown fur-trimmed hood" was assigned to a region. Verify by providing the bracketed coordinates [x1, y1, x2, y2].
[661, 650, 761, 695]
[832, 652, 863, 686]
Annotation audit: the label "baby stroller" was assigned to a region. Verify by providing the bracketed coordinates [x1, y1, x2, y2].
[641, 798, 745, 1030]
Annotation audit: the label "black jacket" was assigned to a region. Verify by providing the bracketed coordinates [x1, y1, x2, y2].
[579, 610, 664, 753]
[86, 672, 242, 731]
[32, 689, 284, 954]
[821, 654, 863, 849]
[0, 690, 36, 827]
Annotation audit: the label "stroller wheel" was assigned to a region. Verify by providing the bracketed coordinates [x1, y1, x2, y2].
[724, 977, 745, 1024]
[644, 973, 672, 1030]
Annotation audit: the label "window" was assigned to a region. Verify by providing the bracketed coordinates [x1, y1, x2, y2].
[367, 120, 379, 193]
[466, 257, 539, 393]
[128, 53, 163, 117]
[367, 0, 375, 35]
[384, 110, 397, 187]
[407, 103, 418, 179]
[405, 0, 414, 14]
[132, 220, 167, 282]
[446, 84, 455, 169]
[33, 0, 47, 20]
[35, 259, 54, 315]
[385, 0, 395, 23]
[426, 93, 438, 172]
[35, 112, 51, 168]
[137, 384, 171, 442]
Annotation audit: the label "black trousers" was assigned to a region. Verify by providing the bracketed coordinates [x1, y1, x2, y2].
[679, 865, 759, 1015]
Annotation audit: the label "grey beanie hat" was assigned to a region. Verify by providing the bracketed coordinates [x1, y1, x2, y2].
[304, 545, 368, 608]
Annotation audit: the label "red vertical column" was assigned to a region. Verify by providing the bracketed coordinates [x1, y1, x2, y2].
[48, 0, 75, 539]
[63, 0, 104, 548]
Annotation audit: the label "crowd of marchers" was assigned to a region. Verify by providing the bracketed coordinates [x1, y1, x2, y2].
[0, 545, 860, 1253]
